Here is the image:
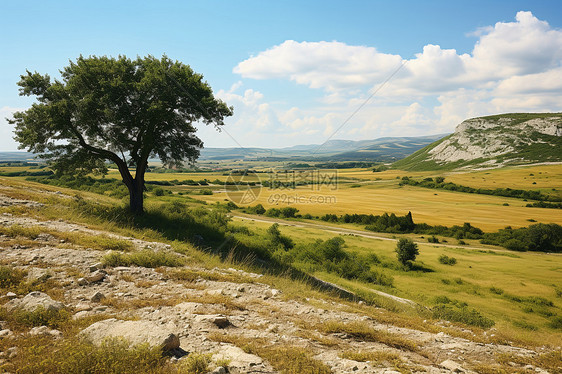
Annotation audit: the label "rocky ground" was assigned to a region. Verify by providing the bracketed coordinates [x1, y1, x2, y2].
[0, 190, 557, 373]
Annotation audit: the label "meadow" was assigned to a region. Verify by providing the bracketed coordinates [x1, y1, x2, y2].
[2, 161, 561, 346]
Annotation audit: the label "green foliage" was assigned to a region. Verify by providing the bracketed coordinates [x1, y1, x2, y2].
[432, 304, 495, 328]
[266, 223, 294, 250]
[10, 55, 232, 214]
[428, 235, 439, 243]
[395, 238, 419, 266]
[178, 353, 212, 374]
[102, 249, 185, 268]
[153, 187, 165, 196]
[245, 203, 266, 215]
[0, 305, 70, 329]
[438, 255, 457, 265]
[399, 177, 560, 202]
[481, 223, 562, 252]
[0, 266, 26, 289]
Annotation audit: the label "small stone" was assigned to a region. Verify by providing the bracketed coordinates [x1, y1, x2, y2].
[5, 292, 17, 299]
[75, 303, 93, 312]
[77, 278, 88, 286]
[90, 292, 105, 303]
[7, 346, 18, 358]
[85, 270, 106, 283]
[0, 329, 13, 338]
[440, 359, 465, 373]
[210, 367, 226, 374]
[89, 263, 103, 272]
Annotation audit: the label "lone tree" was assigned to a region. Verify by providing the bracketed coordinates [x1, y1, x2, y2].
[395, 238, 419, 267]
[9, 55, 232, 214]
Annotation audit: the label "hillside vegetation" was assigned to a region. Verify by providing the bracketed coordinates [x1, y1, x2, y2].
[393, 113, 562, 171]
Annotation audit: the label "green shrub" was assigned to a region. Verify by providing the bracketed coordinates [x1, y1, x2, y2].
[432, 305, 495, 328]
[395, 238, 419, 266]
[178, 353, 212, 374]
[428, 235, 439, 243]
[153, 187, 165, 196]
[0, 266, 26, 289]
[0, 305, 70, 329]
[102, 249, 185, 268]
[438, 255, 457, 265]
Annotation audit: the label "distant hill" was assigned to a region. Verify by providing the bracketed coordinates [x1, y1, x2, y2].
[393, 113, 562, 171]
[200, 134, 445, 162]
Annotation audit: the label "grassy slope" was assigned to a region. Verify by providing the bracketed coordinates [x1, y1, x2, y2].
[234, 216, 562, 345]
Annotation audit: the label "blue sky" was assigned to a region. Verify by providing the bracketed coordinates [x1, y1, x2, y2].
[1, 0, 561, 150]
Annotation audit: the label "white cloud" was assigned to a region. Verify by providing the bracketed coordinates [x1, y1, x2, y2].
[0, 106, 24, 151]
[234, 40, 403, 92]
[227, 11, 562, 144]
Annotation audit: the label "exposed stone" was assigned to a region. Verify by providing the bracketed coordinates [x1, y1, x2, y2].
[4, 291, 64, 313]
[28, 326, 63, 338]
[90, 292, 105, 303]
[440, 359, 465, 372]
[77, 277, 88, 286]
[80, 319, 180, 352]
[85, 270, 106, 283]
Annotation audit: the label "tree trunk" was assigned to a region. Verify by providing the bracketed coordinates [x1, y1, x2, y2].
[128, 179, 144, 215]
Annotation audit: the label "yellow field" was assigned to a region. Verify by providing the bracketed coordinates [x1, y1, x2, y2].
[200, 182, 562, 231]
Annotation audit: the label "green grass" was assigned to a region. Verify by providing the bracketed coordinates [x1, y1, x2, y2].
[102, 249, 186, 268]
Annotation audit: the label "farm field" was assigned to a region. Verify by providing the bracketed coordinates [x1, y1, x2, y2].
[201, 182, 562, 231]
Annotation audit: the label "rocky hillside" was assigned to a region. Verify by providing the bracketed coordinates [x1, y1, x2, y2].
[393, 113, 562, 170]
[0, 184, 559, 373]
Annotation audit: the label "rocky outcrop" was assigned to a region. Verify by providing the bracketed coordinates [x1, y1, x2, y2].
[428, 114, 562, 166]
[80, 319, 181, 352]
[4, 291, 64, 313]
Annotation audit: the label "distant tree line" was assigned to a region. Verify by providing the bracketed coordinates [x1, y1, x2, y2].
[399, 177, 561, 202]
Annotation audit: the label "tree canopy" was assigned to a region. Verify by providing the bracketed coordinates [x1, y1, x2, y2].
[9, 55, 232, 214]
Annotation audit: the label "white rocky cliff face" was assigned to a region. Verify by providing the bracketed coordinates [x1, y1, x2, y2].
[428, 115, 562, 165]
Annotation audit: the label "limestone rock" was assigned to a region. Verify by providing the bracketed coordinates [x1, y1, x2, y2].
[28, 326, 63, 338]
[80, 318, 180, 352]
[4, 291, 64, 313]
[213, 345, 264, 371]
[90, 292, 105, 303]
[440, 359, 465, 372]
[85, 270, 106, 283]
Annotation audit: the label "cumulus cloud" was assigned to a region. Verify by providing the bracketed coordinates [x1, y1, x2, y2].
[234, 40, 403, 92]
[225, 11, 562, 146]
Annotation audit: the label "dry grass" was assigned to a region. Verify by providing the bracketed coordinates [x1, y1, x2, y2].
[161, 268, 255, 284]
[208, 333, 332, 374]
[318, 320, 418, 352]
[339, 350, 415, 373]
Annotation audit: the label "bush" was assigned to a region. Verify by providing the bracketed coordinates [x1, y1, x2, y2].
[153, 187, 165, 196]
[428, 236, 439, 243]
[432, 304, 495, 328]
[438, 255, 457, 265]
[395, 238, 419, 266]
[0, 266, 26, 289]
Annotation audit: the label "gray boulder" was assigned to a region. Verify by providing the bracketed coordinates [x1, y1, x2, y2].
[80, 319, 180, 352]
[4, 291, 64, 313]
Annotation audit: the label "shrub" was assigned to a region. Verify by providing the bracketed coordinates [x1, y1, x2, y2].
[395, 238, 419, 266]
[432, 305, 495, 328]
[0, 306, 70, 329]
[102, 249, 185, 268]
[0, 266, 26, 289]
[438, 255, 457, 265]
[428, 236, 439, 243]
[153, 187, 165, 196]
[178, 353, 212, 374]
